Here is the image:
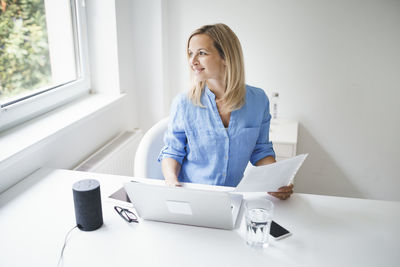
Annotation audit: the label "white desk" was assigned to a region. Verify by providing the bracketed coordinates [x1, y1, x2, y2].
[0, 168, 399, 267]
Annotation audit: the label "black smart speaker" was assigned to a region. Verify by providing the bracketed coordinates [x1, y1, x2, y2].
[72, 179, 103, 231]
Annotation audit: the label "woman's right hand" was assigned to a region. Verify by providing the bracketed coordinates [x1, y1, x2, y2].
[165, 178, 182, 187]
[162, 158, 182, 187]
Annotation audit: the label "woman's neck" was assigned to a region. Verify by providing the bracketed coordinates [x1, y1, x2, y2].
[206, 80, 226, 100]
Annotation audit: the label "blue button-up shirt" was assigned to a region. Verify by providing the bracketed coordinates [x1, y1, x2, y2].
[158, 84, 275, 187]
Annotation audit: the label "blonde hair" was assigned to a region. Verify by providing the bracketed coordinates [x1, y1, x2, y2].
[187, 23, 246, 112]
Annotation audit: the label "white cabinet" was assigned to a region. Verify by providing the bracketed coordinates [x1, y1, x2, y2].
[269, 119, 298, 161]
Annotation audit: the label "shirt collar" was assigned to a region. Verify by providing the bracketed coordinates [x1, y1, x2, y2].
[204, 84, 216, 100]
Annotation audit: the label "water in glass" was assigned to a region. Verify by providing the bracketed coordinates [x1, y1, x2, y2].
[245, 207, 272, 249]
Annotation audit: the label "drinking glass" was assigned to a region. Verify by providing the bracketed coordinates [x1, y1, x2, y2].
[245, 198, 274, 249]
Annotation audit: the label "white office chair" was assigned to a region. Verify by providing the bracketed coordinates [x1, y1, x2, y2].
[134, 117, 169, 179]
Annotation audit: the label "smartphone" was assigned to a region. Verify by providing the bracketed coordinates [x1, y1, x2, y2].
[270, 220, 291, 240]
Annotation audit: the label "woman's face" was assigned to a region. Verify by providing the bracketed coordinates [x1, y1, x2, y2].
[188, 34, 226, 84]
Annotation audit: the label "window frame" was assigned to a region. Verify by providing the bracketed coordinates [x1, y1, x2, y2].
[0, 0, 91, 132]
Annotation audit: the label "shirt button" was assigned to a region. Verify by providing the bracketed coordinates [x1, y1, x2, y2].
[225, 156, 228, 160]
[222, 173, 226, 176]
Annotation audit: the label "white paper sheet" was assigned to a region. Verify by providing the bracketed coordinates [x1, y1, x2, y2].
[233, 154, 308, 192]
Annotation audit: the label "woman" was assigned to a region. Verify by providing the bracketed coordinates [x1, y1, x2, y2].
[158, 23, 293, 200]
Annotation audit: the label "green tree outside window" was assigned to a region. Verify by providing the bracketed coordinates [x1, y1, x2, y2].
[0, 0, 51, 102]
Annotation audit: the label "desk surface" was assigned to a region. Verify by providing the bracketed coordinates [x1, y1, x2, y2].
[0, 168, 399, 267]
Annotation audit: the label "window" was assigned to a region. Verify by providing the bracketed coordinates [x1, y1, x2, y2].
[0, 0, 90, 131]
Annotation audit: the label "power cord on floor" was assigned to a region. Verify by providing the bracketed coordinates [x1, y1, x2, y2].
[56, 225, 78, 267]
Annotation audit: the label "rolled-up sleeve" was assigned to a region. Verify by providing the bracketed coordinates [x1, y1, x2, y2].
[158, 94, 187, 164]
[250, 93, 275, 165]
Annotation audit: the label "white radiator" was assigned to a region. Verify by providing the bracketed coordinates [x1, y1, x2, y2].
[74, 130, 143, 176]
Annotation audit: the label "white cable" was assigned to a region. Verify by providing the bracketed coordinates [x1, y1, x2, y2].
[56, 225, 78, 267]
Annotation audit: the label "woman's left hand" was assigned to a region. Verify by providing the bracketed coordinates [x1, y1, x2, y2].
[268, 184, 294, 200]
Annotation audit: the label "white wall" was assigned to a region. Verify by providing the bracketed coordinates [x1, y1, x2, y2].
[158, 0, 400, 201]
[127, 0, 168, 131]
[115, 0, 138, 130]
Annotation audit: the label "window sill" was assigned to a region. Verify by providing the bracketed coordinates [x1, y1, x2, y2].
[0, 93, 125, 166]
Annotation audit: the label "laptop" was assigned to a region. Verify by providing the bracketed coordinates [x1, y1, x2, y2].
[123, 181, 243, 230]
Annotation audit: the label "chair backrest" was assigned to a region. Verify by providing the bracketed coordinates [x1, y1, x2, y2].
[134, 117, 169, 179]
